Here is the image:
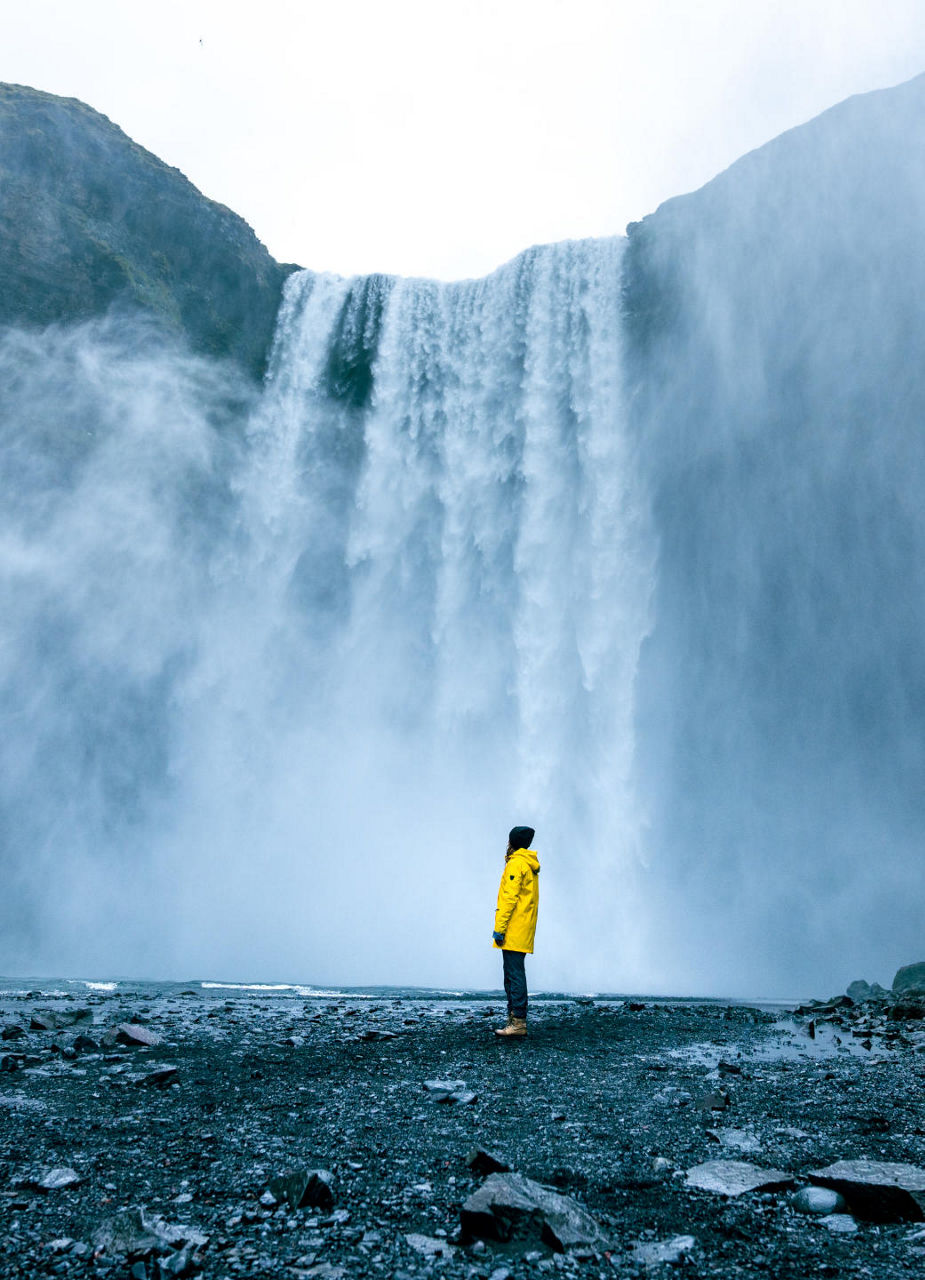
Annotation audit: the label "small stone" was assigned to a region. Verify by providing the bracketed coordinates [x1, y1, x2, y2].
[46, 1238, 74, 1254]
[115, 1022, 162, 1047]
[684, 1161, 793, 1197]
[422, 1078, 473, 1103]
[820, 1213, 858, 1233]
[269, 1168, 335, 1212]
[791, 1186, 848, 1215]
[632, 1234, 696, 1266]
[706, 1129, 761, 1154]
[1, 1024, 25, 1040]
[405, 1232, 457, 1258]
[467, 1147, 511, 1176]
[259, 1190, 277, 1207]
[696, 1089, 730, 1111]
[39, 1168, 81, 1191]
[30, 1012, 60, 1031]
[135, 1063, 178, 1087]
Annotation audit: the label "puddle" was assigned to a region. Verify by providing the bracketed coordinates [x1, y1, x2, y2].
[664, 1018, 880, 1069]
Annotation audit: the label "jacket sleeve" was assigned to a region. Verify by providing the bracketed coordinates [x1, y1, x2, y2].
[494, 862, 523, 934]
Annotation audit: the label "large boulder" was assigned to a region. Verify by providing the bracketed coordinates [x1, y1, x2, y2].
[810, 1159, 925, 1222]
[892, 962, 925, 997]
[0, 82, 297, 378]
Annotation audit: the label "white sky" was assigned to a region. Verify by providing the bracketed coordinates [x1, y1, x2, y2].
[3, 0, 925, 279]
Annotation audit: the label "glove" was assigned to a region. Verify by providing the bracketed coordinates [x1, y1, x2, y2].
[492, 931, 505, 946]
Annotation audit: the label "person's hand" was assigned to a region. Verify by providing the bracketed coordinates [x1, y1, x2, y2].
[492, 931, 505, 946]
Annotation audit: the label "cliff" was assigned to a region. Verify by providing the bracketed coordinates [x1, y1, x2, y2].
[0, 83, 297, 378]
[621, 72, 925, 964]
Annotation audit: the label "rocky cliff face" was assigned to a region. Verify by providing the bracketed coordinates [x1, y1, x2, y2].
[0, 83, 296, 378]
[621, 73, 925, 973]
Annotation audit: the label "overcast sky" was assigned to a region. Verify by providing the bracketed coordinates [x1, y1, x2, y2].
[3, 0, 925, 279]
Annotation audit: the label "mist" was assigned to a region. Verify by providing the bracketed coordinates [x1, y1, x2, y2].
[4, 77, 925, 998]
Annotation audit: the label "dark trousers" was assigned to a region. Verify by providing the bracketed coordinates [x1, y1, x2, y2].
[502, 949, 528, 1018]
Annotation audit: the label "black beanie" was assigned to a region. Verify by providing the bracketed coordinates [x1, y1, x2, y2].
[509, 825, 535, 850]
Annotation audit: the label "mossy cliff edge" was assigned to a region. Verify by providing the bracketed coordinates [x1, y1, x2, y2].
[0, 83, 297, 379]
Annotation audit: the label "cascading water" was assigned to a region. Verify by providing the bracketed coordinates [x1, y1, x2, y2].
[185, 238, 656, 988]
[6, 80, 925, 995]
[0, 238, 660, 991]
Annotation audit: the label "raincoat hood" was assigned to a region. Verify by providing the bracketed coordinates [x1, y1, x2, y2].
[506, 847, 540, 875]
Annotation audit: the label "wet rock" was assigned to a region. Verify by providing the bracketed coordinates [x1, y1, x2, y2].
[632, 1234, 696, 1266]
[706, 1128, 760, 1153]
[889, 999, 925, 1020]
[820, 1213, 858, 1233]
[39, 1168, 81, 1191]
[695, 1089, 730, 1112]
[460, 1171, 608, 1250]
[30, 1012, 62, 1031]
[467, 1146, 511, 1176]
[1, 1023, 25, 1040]
[116, 1022, 163, 1048]
[92, 1207, 208, 1256]
[30, 1008, 92, 1030]
[404, 1232, 457, 1259]
[810, 1159, 925, 1221]
[46, 1238, 74, 1254]
[791, 1186, 848, 1215]
[893, 962, 925, 997]
[684, 1161, 793, 1197]
[133, 1063, 178, 1087]
[422, 1078, 476, 1104]
[268, 1168, 335, 1212]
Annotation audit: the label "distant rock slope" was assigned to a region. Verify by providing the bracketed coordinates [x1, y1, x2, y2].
[0, 83, 296, 378]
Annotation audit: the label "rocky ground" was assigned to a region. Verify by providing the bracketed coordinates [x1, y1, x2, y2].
[2, 983, 925, 1279]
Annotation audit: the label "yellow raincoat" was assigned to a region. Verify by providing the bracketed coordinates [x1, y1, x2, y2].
[493, 847, 540, 953]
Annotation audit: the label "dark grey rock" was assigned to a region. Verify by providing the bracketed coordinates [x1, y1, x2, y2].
[1, 1024, 25, 1040]
[30, 1012, 62, 1031]
[0, 83, 296, 379]
[460, 1171, 608, 1251]
[268, 1168, 335, 1212]
[632, 1235, 696, 1265]
[466, 1146, 511, 1176]
[92, 1208, 207, 1256]
[115, 1023, 162, 1048]
[810, 1159, 925, 1221]
[791, 1186, 848, 1215]
[404, 1233, 457, 1259]
[684, 1161, 793, 1197]
[422, 1079, 476, 1104]
[847, 980, 873, 1003]
[133, 1063, 178, 1087]
[893, 962, 925, 996]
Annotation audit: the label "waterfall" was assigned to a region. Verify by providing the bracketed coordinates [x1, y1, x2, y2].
[195, 238, 656, 987]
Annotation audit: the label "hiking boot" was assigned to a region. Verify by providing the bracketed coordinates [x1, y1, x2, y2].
[494, 1016, 527, 1038]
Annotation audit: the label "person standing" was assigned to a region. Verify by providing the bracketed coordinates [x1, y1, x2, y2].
[492, 825, 540, 1038]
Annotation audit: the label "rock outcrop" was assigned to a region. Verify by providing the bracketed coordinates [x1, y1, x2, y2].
[0, 83, 297, 378]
